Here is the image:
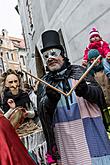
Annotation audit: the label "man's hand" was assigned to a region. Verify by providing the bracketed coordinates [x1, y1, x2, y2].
[75, 79, 88, 97]
[46, 86, 61, 102]
[7, 99, 16, 109]
[22, 110, 28, 118]
[82, 60, 88, 68]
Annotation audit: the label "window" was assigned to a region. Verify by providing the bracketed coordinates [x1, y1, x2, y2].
[0, 58, 3, 67]
[0, 57, 4, 71]
[11, 53, 14, 60]
[6, 52, 9, 59]
[0, 69, 3, 74]
[0, 39, 3, 45]
[1, 52, 3, 56]
[20, 55, 25, 65]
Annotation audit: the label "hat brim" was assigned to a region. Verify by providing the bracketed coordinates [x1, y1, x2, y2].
[89, 34, 100, 39]
[41, 45, 64, 53]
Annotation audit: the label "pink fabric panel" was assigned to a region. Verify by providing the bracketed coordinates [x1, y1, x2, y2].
[54, 119, 92, 165]
[77, 96, 102, 119]
[71, 79, 102, 119]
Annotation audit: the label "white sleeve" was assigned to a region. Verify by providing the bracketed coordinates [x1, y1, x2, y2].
[26, 102, 35, 118]
[27, 110, 35, 118]
[4, 109, 15, 119]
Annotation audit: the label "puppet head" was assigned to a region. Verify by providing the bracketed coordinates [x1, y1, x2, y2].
[1, 69, 23, 95]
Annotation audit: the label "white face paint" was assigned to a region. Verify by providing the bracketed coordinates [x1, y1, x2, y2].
[43, 48, 64, 71]
[43, 48, 61, 62]
[47, 55, 64, 71]
[5, 74, 19, 95]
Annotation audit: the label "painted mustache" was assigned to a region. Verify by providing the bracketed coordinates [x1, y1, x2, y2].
[10, 85, 20, 89]
[47, 59, 58, 65]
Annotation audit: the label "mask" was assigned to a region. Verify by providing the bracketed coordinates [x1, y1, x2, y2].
[5, 74, 19, 95]
[43, 48, 61, 62]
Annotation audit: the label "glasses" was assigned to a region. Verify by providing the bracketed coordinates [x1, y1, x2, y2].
[43, 48, 61, 61]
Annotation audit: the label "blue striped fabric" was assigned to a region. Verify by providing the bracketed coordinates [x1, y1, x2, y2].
[53, 84, 81, 123]
[92, 155, 110, 165]
[83, 117, 110, 157]
[54, 103, 81, 123]
[52, 79, 110, 164]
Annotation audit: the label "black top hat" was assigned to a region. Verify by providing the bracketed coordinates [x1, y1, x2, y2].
[41, 30, 64, 53]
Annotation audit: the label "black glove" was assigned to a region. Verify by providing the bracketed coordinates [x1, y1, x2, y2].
[46, 86, 61, 102]
[75, 79, 88, 97]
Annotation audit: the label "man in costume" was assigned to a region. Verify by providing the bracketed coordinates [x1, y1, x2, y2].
[85, 48, 110, 112]
[37, 30, 110, 165]
[86, 49, 104, 76]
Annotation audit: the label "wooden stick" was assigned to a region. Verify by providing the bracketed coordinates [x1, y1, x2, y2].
[66, 54, 102, 96]
[22, 54, 101, 97]
[21, 69, 67, 96]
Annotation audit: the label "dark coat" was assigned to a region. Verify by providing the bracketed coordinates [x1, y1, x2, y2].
[2, 89, 31, 113]
[37, 64, 108, 159]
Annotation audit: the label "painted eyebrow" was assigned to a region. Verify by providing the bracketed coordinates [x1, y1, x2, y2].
[8, 80, 18, 83]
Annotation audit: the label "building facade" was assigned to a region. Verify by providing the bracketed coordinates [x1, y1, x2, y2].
[0, 29, 27, 80]
[17, 0, 110, 77]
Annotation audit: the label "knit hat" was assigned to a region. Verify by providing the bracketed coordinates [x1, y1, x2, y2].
[89, 28, 100, 39]
[88, 49, 103, 75]
[88, 49, 100, 60]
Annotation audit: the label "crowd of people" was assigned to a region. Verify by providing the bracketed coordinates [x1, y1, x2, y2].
[37, 29, 110, 165]
[82, 27, 110, 107]
[0, 70, 37, 164]
[82, 27, 110, 79]
[0, 28, 110, 165]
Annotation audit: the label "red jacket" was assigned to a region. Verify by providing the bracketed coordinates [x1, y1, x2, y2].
[83, 40, 110, 60]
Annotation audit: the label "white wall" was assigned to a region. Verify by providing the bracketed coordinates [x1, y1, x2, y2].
[18, 0, 110, 72]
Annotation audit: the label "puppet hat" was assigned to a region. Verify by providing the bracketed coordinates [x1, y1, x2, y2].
[89, 28, 100, 39]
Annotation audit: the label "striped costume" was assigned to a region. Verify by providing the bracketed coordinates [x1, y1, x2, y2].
[38, 65, 110, 165]
[53, 79, 110, 165]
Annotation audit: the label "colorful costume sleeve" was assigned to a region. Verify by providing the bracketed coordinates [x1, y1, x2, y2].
[83, 40, 110, 60]
[100, 41, 110, 57]
[83, 46, 89, 60]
